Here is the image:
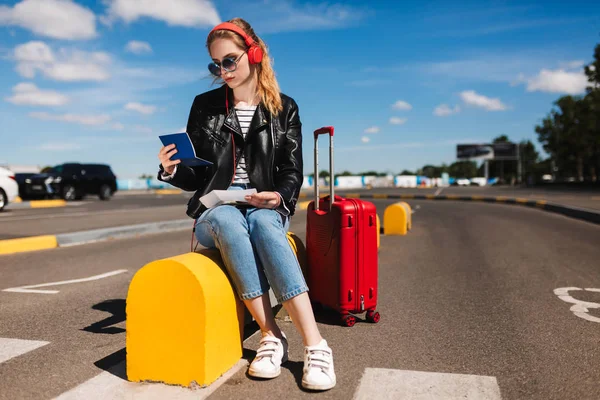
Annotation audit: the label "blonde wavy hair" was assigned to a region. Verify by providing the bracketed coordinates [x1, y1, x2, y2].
[206, 18, 283, 117]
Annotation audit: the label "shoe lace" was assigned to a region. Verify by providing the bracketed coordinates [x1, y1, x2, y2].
[306, 347, 331, 371]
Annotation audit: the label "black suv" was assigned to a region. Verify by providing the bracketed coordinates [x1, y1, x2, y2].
[24, 163, 117, 201]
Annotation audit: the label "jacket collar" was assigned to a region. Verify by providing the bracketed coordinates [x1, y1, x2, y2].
[221, 85, 269, 137]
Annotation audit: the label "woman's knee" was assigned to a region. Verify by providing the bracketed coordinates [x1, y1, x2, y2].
[246, 209, 283, 236]
[202, 206, 248, 235]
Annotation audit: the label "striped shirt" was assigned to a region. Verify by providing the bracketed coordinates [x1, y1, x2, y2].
[232, 105, 257, 185]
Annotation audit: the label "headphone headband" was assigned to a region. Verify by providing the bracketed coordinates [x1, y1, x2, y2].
[209, 22, 256, 48]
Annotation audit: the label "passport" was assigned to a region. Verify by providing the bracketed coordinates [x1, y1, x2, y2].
[159, 132, 213, 167]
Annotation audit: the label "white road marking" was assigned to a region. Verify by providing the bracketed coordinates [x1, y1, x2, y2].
[412, 205, 421, 214]
[554, 287, 600, 323]
[53, 359, 248, 400]
[353, 368, 502, 400]
[0, 338, 49, 364]
[434, 187, 444, 196]
[3, 270, 128, 294]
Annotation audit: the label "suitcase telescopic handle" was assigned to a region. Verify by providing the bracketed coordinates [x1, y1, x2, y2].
[313, 126, 335, 212]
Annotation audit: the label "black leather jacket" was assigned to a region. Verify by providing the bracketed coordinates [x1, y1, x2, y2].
[158, 85, 304, 219]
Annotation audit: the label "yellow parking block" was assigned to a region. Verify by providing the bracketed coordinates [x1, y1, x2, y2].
[344, 193, 360, 198]
[0, 235, 58, 255]
[495, 196, 508, 203]
[536, 200, 547, 208]
[29, 200, 66, 208]
[127, 233, 306, 388]
[383, 202, 412, 235]
[127, 251, 245, 388]
[14, 196, 22, 203]
[515, 198, 529, 204]
[445, 195, 460, 200]
[154, 189, 182, 195]
[298, 200, 311, 210]
[376, 214, 381, 249]
[373, 193, 388, 199]
[471, 196, 484, 201]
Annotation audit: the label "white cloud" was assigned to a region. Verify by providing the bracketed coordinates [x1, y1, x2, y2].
[125, 40, 152, 54]
[38, 142, 82, 151]
[459, 90, 507, 111]
[392, 100, 412, 110]
[102, 0, 220, 27]
[14, 41, 111, 81]
[112, 122, 125, 130]
[525, 68, 588, 95]
[361, 136, 370, 143]
[389, 117, 407, 125]
[364, 126, 380, 134]
[5, 82, 70, 106]
[29, 111, 111, 126]
[0, 0, 97, 40]
[125, 102, 157, 115]
[247, 1, 369, 33]
[434, 104, 461, 117]
[559, 60, 585, 70]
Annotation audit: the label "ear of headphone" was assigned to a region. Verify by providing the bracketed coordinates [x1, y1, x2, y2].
[209, 22, 263, 64]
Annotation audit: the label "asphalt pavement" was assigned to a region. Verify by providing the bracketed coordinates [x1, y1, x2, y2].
[1, 199, 599, 399]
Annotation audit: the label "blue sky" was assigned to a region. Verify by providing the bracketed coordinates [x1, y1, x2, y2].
[1, 0, 599, 178]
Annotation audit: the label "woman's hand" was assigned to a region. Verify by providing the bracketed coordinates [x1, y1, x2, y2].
[158, 144, 181, 175]
[245, 191, 281, 209]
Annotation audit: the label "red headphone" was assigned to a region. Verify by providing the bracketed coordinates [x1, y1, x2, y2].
[209, 22, 264, 65]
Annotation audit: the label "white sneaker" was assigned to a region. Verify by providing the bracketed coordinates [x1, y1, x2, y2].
[302, 339, 336, 391]
[248, 333, 288, 379]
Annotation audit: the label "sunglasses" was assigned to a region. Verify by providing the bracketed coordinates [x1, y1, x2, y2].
[208, 52, 246, 77]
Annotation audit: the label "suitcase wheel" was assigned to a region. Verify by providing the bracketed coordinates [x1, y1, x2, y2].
[366, 310, 381, 323]
[342, 315, 356, 327]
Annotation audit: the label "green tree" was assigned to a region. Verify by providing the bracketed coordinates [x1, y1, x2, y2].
[399, 170, 415, 175]
[40, 165, 53, 172]
[449, 161, 477, 178]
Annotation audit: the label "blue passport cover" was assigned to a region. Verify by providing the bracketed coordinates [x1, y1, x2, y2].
[159, 132, 213, 167]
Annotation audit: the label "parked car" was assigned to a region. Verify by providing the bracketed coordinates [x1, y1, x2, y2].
[14, 172, 38, 199]
[23, 163, 117, 201]
[0, 166, 19, 211]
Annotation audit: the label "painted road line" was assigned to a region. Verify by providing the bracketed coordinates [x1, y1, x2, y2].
[554, 287, 600, 323]
[0, 235, 58, 255]
[29, 200, 67, 208]
[0, 338, 49, 364]
[353, 368, 502, 400]
[53, 360, 248, 400]
[298, 201, 311, 210]
[3, 270, 128, 294]
[154, 189, 183, 195]
[434, 187, 444, 196]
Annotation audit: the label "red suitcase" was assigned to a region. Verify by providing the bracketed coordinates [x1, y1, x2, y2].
[306, 126, 380, 327]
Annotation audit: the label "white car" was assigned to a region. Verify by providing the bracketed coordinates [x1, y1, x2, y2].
[0, 166, 19, 211]
[456, 178, 471, 186]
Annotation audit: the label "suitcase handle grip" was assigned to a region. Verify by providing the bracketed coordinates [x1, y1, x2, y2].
[313, 126, 334, 139]
[313, 126, 335, 211]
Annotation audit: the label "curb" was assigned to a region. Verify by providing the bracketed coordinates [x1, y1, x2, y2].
[298, 193, 600, 225]
[8, 199, 67, 209]
[0, 219, 191, 256]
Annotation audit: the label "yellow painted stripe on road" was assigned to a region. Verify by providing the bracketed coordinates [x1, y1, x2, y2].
[154, 189, 182, 195]
[515, 198, 529, 204]
[425, 194, 436, 199]
[471, 196, 484, 201]
[29, 200, 66, 208]
[0, 235, 58, 255]
[14, 196, 22, 203]
[400, 194, 415, 199]
[345, 193, 361, 198]
[536, 200, 547, 208]
[373, 193, 388, 199]
[495, 196, 508, 202]
[446, 195, 460, 200]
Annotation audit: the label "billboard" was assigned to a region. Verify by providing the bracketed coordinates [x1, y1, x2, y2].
[457, 143, 518, 161]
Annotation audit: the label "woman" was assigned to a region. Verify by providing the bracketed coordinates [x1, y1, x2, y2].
[157, 18, 336, 391]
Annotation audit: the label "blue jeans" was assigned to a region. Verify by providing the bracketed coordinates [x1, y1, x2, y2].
[194, 184, 308, 303]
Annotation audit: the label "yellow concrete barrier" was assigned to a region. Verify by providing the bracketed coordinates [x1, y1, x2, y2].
[0, 235, 58, 255]
[376, 214, 381, 249]
[126, 232, 305, 388]
[383, 202, 412, 235]
[154, 189, 183, 195]
[29, 200, 66, 208]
